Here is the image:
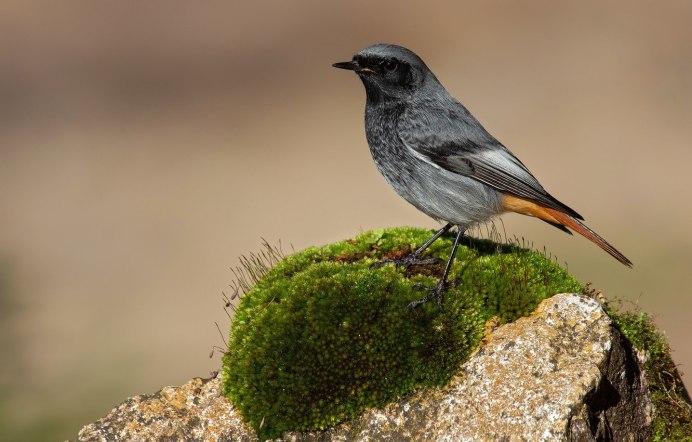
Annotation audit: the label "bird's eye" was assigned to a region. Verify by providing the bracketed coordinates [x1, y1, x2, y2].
[383, 59, 398, 72]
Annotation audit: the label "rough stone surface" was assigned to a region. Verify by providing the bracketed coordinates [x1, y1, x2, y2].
[76, 293, 653, 441]
[76, 375, 256, 442]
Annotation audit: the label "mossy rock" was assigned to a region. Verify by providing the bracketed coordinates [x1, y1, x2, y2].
[222, 227, 584, 439]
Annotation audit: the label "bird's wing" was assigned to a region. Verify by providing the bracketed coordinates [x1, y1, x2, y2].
[399, 104, 583, 220]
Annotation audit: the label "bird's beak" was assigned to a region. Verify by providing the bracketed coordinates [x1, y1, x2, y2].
[332, 60, 358, 70]
[332, 60, 375, 74]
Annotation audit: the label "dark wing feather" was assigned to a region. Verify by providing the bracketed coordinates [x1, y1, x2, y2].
[399, 103, 583, 220]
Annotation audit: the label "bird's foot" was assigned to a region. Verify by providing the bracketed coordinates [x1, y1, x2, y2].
[408, 280, 448, 309]
[370, 253, 442, 270]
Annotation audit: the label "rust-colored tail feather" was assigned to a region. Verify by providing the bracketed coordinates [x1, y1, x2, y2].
[542, 207, 632, 267]
[502, 195, 632, 267]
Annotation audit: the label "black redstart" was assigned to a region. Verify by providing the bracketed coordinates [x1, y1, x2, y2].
[333, 43, 631, 308]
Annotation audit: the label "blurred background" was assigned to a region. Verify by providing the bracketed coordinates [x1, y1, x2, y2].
[1, 1, 690, 440]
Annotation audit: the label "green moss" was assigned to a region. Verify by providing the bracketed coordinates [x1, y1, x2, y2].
[222, 226, 584, 439]
[607, 307, 692, 441]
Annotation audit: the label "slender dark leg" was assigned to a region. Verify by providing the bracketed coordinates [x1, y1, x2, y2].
[408, 226, 466, 309]
[371, 223, 453, 269]
[411, 222, 454, 257]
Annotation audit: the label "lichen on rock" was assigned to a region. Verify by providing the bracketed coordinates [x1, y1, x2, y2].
[221, 226, 584, 439]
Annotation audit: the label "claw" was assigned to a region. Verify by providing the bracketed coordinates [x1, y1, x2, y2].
[410, 257, 443, 266]
[369, 260, 390, 269]
[408, 280, 447, 309]
[370, 254, 442, 270]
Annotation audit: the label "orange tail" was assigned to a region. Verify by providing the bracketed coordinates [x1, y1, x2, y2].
[503, 195, 632, 267]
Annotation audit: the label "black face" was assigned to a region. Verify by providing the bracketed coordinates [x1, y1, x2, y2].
[334, 53, 420, 104]
[357, 54, 412, 86]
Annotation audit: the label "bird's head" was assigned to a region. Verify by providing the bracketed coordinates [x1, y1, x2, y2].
[333, 44, 437, 104]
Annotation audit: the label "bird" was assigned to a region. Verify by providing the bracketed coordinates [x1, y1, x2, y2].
[332, 43, 632, 308]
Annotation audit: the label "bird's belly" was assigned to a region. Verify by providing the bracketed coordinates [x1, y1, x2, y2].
[372, 150, 503, 228]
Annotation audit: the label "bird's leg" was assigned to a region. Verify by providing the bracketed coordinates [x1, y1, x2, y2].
[370, 223, 453, 269]
[408, 226, 465, 309]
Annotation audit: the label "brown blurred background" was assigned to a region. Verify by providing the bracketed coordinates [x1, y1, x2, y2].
[1, 1, 690, 440]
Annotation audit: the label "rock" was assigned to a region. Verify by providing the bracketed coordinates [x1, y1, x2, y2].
[76, 293, 659, 441]
[76, 374, 256, 442]
[281, 293, 653, 441]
